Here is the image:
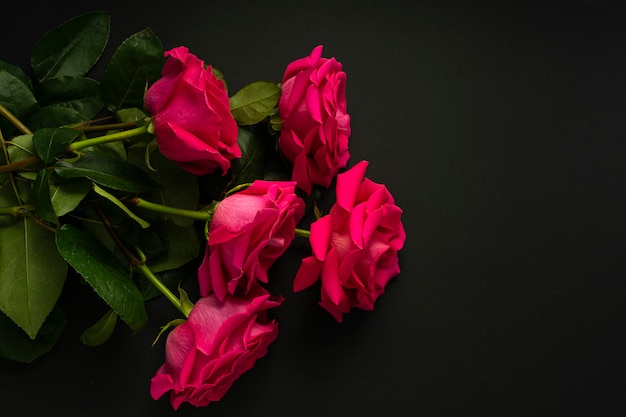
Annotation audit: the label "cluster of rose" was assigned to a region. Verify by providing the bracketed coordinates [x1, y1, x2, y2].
[0, 12, 405, 410]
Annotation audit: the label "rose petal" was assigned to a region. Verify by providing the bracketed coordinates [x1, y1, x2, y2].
[309, 215, 332, 260]
[293, 256, 323, 292]
[336, 160, 368, 211]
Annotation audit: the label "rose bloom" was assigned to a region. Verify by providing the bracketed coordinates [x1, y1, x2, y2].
[293, 160, 406, 322]
[198, 180, 305, 301]
[150, 288, 282, 410]
[145, 46, 241, 176]
[278, 45, 351, 194]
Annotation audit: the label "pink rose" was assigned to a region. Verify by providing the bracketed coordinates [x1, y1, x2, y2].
[278, 45, 351, 194]
[293, 160, 406, 322]
[198, 180, 305, 300]
[150, 288, 282, 410]
[145, 46, 241, 175]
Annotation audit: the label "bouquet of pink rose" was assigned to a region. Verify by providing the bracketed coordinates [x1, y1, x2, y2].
[0, 11, 405, 410]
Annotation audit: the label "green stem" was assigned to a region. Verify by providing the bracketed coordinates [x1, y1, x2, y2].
[0, 155, 40, 174]
[0, 124, 152, 174]
[135, 263, 187, 317]
[68, 124, 150, 151]
[295, 228, 310, 238]
[225, 182, 252, 196]
[0, 103, 32, 135]
[72, 122, 139, 132]
[96, 206, 185, 317]
[0, 204, 33, 216]
[127, 197, 213, 220]
[0, 131, 25, 202]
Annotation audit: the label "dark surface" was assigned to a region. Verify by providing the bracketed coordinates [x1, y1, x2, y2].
[2, 1, 626, 416]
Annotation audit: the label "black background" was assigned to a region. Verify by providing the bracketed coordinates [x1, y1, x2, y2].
[1, 1, 626, 416]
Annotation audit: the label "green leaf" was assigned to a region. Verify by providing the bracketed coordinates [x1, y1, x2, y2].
[232, 126, 266, 184]
[0, 60, 32, 90]
[178, 287, 195, 317]
[50, 178, 92, 217]
[32, 169, 58, 224]
[80, 137, 128, 160]
[126, 227, 166, 263]
[100, 28, 164, 112]
[55, 224, 148, 332]
[80, 309, 117, 347]
[269, 112, 283, 132]
[27, 106, 88, 131]
[0, 218, 68, 339]
[31, 11, 110, 82]
[0, 71, 37, 116]
[0, 70, 38, 136]
[0, 146, 20, 226]
[80, 208, 117, 254]
[147, 220, 200, 273]
[128, 148, 199, 228]
[152, 317, 185, 347]
[0, 197, 19, 226]
[0, 305, 66, 363]
[33, 127, 82, 164]
[6, 134, 35, 161]
[230, 81, 281, 125]
[54, 152, 162, 192]
[5, 134, 40, 184]
[92, 183, 150, 229]
[116, 107, 148, 124]
[34, 76, 104, 119]
[140, 260, 196, 300]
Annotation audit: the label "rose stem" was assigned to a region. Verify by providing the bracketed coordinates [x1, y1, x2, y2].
[0, 103, 32, 135]
[0, 124, 152, 174]
[126, 197, 213, 221]
[136, 263, 187, 317]
[68, 124, 150, 151]
[96, 206, 186, 317]
[295, 228, 310, 238]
